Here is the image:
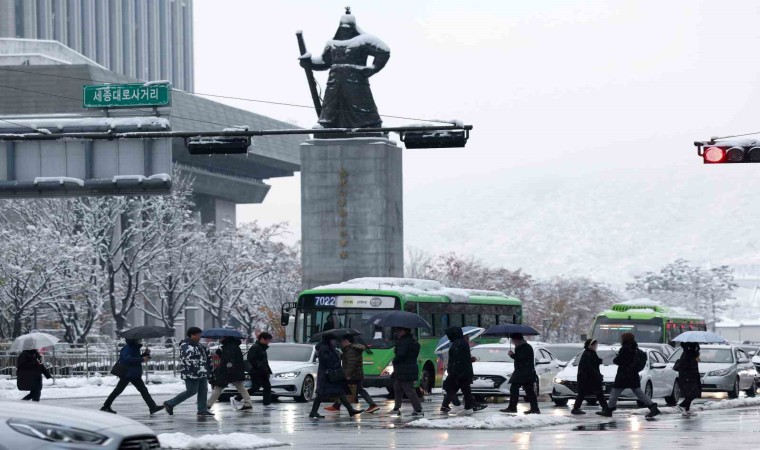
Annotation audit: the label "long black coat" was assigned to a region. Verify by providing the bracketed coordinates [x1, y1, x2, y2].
[613, 341, 642, 389]
[212, 338, 246, 387]
[509, 342, 538, 385]
[577, 349, 604, 392]
[674, 348, 702, 399]
[446, 327, 474, 382]
[316, 341, 346, 396]
[16, 350, 46, 391]
[247, 341, 272, 378]
[392, 334, 420, 382]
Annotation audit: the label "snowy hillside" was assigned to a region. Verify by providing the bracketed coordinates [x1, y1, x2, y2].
[405, 165, 760, 285]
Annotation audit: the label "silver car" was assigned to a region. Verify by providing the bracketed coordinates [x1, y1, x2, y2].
[0, 400, 159, 449]
[669, 344, 757, 398]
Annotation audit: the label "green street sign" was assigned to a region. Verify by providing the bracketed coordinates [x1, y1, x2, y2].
[83, 82, 171, 109]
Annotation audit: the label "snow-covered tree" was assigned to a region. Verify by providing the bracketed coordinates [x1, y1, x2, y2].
[194, 222, 288, 328]
[137, 176, 206, 330]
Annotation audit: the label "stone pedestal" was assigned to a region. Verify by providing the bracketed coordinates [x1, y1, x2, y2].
[301, 137, 403, 289]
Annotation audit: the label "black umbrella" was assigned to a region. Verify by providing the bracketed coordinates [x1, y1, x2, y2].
[309, 328, 362, 343]
[201, 328, 246, 339]
[365, 310, 431, 329]
[481, 324, 540, 337]
[120, 326, 174, 340]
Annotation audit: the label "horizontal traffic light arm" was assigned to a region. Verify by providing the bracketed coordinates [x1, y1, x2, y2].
[0, 124, 473, 142]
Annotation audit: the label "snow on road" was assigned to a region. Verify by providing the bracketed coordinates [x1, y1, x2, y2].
[158, 432, 286, 449]
[406, 413, 575, 429]
[0, 374, 185, 400]
[631, 397, 760, 415]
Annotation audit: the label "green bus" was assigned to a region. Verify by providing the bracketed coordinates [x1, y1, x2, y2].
[282, 278, 522, 393]
[591, 300, 707, 345]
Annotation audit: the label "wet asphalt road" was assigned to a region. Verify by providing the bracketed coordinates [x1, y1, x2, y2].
[49, 391, 760, 449]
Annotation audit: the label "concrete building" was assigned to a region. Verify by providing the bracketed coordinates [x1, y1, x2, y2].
[0, 0, 194, 91]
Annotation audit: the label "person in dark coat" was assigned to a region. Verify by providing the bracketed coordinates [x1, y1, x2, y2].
[245, 332, 273, 406]
[101, 339, 163, 414]
[326, 334, 380, 413]
[16, 349, 50, 402]
[207, 336, 253, 410]
[500, 333, 540, 414]
[390, 327, 424, 416]
[309, 333, 363, 419]
[441, 326, 486, 413]
[673, 343, 701, 416]
[598, 332, 660, 418]
[571, 339, 609, 415]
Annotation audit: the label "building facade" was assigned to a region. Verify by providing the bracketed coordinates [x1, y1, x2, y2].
[0, 0, 194, 91]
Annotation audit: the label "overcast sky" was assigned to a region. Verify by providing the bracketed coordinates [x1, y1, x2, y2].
[193, 0, 760, 250]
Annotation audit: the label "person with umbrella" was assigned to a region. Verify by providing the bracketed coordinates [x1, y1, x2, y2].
[390, 327, 424, 417]
[441, 326, 487, 414]
[325, 333, 380, 414]
[207, 335, 253, 411]
[100, 338, 164, 414]
[16, 348, 51, 402]
[309, 333, 364, 419]
[570, 339, 609, 415]
[500, 333, 540, 414]
[245, 331, 274, 407]
[673, 342, 701, 416]
[163, 327, 214, 417]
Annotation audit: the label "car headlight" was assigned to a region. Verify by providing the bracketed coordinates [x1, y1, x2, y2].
[8, 419, 108, 445]
[553, 377, 565, 385]
[381, 363, 394, 377]
[274, 371, 301, 379]
[707, 368, 732, 377]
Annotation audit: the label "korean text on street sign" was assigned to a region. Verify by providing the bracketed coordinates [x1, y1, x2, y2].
[83, 83, 171, 109]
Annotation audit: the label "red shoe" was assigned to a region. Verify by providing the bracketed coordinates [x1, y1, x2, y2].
[365, 405, 381, 414]
[324, 405, 340, 412]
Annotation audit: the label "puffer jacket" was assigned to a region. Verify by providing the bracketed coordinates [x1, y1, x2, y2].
[340, 343, 366, 381]
[179, 339, 212, 380]
[445, 326, 474, 382]
[211, 338, 246, 387]
[119, 341, 146, 379]
[392, 334, 420, 382]
[316, 339, 346, 396]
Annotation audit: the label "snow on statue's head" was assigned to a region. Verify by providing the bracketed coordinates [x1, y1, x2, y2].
[334, 6, 361, 40]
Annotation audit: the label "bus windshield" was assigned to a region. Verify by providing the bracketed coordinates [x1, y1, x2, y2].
[592, 317, 664, 344]
[295, 308, 395, 349]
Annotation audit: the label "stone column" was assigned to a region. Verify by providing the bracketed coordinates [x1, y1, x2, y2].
[301, 137, 403, 289]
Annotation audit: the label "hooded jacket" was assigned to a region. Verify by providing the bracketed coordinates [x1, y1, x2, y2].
[612, 340, 643, 389]
[445, 327, 474, 382]
[392, 333, 420, 382]
[340, 343, 366, 381]
[212, 338, 246, 387]
[315, 336, 346, 395]
[119, 340, 146, 379]
[247, 341, 272, 378]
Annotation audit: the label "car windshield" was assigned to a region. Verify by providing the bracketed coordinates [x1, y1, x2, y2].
[669, 347, 733, 363]
[544, 346, 582, 362]
[267, 345, 313, 362]
[573, 350, 617, 366]
[472, 347, 512, 362]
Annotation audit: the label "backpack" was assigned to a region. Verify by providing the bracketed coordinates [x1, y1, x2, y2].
[635, 349, 647, 372]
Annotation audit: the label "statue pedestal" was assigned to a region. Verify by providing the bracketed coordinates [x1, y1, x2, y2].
[300, 137, 403, 289]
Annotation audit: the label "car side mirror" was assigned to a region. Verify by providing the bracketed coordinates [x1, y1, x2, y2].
[558, 361, 568, 368]
[536, 358, 550, 365]
[651, 363, 667, 369]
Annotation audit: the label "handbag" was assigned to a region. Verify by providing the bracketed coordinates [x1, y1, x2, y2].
[327, 368, 346, 383]
[110, 361, 129, 378]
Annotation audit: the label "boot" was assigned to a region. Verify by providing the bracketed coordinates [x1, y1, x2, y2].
[595, 407, 614, 417]
[100, 406, 116, 414]
[645, 403, 661, 418]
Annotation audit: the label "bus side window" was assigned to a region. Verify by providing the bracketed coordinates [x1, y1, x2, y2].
[465, 313, 479, 328]
[419, 303, 437, 337]
[405, 301, 418, 313]
[481, 314, 497, 329]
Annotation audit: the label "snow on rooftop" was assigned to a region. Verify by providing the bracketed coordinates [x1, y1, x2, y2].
[620, 298, 664, 307]
[313, 277, 505, 303]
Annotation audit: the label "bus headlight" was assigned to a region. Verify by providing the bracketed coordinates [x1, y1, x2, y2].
[381, 363, 394, 377]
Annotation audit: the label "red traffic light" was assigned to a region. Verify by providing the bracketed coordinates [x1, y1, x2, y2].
[704, 146, 725, 163]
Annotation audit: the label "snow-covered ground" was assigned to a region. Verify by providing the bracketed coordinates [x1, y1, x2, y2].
[406, 413, 574, 429]
[158, 432, 286, 449]
[631, 397, 760, 416]
[0, 374, 185, 400]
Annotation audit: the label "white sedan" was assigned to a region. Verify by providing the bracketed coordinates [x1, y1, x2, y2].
[465, 343, 564, 398]
[223, 343, 318, 402]
[551, 345, 679, 407]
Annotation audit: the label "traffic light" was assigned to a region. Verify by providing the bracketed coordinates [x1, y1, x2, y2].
[400, 129, 469, 149]
[699, 144, 760, 164]
[185, 136, 251, 155]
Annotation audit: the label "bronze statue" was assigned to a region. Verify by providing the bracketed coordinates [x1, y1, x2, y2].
[298, 8, 390, 129]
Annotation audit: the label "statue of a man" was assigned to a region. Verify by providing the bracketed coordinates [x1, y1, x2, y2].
[300, 9, 390, 129]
